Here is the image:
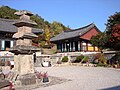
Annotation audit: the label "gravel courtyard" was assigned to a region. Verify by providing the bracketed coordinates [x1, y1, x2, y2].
[34, 66, 120, 90]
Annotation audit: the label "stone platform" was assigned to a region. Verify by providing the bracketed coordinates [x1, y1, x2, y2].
[0, 79, 9, 89]
[1, 76, 70, 90]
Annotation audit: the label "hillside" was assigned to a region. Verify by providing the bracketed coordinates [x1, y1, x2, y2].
[0, 6, 70, 50]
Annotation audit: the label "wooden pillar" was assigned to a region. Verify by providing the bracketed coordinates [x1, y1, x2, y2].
[71, 42, 73, 52]
[57, 43, 61, 52]
[86, 42, 88, 51]
[80, 41, 82, 51]
[60, 43, 62, 52]
[93, 46, 95, 51]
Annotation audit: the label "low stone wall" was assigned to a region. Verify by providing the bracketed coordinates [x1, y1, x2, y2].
[0, 56, 14, 61]
[0, 56, 14, 66]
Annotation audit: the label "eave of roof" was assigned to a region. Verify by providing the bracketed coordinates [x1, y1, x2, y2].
[50, 23, 100, 42]
[0, 18, 43, 33]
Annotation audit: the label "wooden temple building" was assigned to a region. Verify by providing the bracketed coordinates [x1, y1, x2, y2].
[0, 18, 43, 51]
[50, 23, 100, 52]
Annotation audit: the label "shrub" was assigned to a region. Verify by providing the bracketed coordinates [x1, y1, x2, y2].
[61, 56, 68, 62]
[57, 60, 62, 64]
[98, 54, 107, 65]
[0, 60, 5, 66]
[82, 56, 89, 63]
[94, 53, 101, 60]
[109, 52, 120, 66]
[74, 55, 84, 63]
[97, 62, 108, 67]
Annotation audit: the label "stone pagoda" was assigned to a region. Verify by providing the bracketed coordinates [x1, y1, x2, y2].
[10, 10, 40, 85]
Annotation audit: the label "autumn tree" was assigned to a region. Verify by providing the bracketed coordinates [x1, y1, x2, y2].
[105, 12, 120, 51]
[44, 25, 51, 45]
[91, 12, 120, 51]
[91, 12, 120, 66]
[105, 12, 120, 66]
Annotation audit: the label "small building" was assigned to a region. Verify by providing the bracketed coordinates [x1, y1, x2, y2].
[0, 18, 43, 51]
[50, 23, 100, 52]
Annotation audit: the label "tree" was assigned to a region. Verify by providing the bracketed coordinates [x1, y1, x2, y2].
[105, 12, 120, 51]
[50, 21, 69, 36]
[105, 12, 120, 67]
[0, 6, 18, 19]
[44, 25, 51, 45]
[90, 32, 109, 51]
[0, 6, 70, 49]
[91, 12, 120, 51]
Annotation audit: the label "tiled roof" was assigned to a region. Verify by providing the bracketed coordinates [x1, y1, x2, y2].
[0, 18, 43, 33]
[50, 23, 99, 42]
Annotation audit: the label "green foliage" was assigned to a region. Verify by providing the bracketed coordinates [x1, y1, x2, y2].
[0, 6, 18, 19]
[74, 55, 84, 63]
[62, 56, 68, 62]
[110, 52, 120, 66]
[90, 32, 109, 51]
[50, 21, 69, 36]
[98, 54, 107, 65]
[0, 6, 69, 49]
[105, 12, 120, 51]
[97, 62, 107, 67]
[31, 14, 46, 29]
[92, 53, 107, 66]
[82, 56, 89, 63]
[106, 12, 120, 35]
[91, 12, 120, 51]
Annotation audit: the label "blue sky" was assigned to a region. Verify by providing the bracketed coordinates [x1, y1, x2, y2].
[0, 0, 120, 31]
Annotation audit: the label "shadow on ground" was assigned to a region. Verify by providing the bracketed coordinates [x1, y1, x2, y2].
[101, 85, 120, 90]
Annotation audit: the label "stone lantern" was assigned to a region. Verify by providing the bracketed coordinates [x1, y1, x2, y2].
[10, 10, 40, 85]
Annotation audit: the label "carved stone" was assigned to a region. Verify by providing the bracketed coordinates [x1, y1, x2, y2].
[9, 10, 41, 86]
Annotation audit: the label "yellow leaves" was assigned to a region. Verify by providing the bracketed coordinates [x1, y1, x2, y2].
[44, 25, 51, 42]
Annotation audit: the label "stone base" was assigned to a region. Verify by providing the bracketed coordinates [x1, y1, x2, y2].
[14, 55, 34, 75]
[0, 79, 9, 89]
[18, 73, 36, 85]
[14, 73, 41, 86]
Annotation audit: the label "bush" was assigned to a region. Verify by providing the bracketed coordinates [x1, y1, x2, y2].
[97, 62, 108, 67]
[74, 55, 84, 63]
[0, 60, 5, 66]
[109, 52, 120, 66]
[82, 56, 89, 63]
[57, 60, 62, 64]
[94, 53, 101, 60]
[98, 54, 107, 65]
[61, 56, 68, 62]
[42, 45, 51, 49]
